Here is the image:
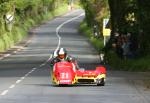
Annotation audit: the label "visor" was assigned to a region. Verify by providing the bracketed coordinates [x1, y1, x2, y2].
[58, 54, 66, 59]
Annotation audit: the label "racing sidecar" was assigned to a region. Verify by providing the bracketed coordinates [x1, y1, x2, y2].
[51, 61, 106, 86]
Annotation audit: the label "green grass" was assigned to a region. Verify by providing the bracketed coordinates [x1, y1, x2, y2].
[79, 21, 104, 51]
[0, 38, 5, 51]
[106, 50, 150, 71]
[0, 4, 68, 52]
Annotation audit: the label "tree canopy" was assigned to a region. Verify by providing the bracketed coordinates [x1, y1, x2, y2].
[80, 0, 150, 55]
[0, 0, 67, 51]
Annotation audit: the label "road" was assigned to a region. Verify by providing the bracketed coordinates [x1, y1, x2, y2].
[0, 9, 150, 103]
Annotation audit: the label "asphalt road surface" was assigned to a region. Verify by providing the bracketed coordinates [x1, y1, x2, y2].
[0, 9, 150, 103]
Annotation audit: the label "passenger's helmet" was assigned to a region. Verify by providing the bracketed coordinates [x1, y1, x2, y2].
[57, 48, 67, 59]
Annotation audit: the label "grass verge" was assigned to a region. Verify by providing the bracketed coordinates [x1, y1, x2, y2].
[0, 4, 68, 52]
[106, 50, 150, 71]
[79, 21, 104, 51]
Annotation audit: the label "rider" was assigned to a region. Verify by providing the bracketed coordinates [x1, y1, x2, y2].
[50, 48, 79, 68]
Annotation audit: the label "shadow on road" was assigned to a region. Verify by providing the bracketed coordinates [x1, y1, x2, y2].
[24, 83, 105, 87]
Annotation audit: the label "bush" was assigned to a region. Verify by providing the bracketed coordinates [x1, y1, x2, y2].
[79, 21, 104, 51]
[0, 0, 68, 52]
[106, 50, 150, 71]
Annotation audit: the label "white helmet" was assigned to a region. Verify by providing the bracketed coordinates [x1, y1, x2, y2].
[57, 48, 67, 59]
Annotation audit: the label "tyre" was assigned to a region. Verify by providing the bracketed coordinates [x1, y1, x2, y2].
[97, 78, 105, 86]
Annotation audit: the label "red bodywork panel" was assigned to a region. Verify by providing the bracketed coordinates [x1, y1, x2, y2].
[53, 62, 76, 84]
[76, 66, 106, 77]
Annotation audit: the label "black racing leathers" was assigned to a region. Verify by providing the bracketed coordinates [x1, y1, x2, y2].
[50, 55, 80, 69]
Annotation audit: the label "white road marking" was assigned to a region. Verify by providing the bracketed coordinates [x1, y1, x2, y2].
[49, 12, 84, 60]
[0, 10, 84, 96]
[17, 49, 21, 51]
[9, 84, 15, 89]
[13, 51, 17, 53]
[4, 54, 11, 57]
[31, 69, 35, 72]
[1, 90, 9, 96]
[16, 80, 21, 84]
[25, 74, 29, 77]
[28, 71, 32, 74]
[40, 63, 45, 67]
[56, 13, 84, 50]
[27, 40, 31, 44]
[64, 9, 80, 16]
[32, 68, 37, 70]
[21, 77, 25, 80]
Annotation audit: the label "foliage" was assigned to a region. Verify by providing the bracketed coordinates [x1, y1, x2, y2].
[80, 0, 110, 34]
[80, 0, 150, 71]
[80, 0, 150, 55]
[79, 21, 104, 51]
[0, 0, 67, 52]
[108, 0, 150, 55]
[106, 50, 150, 71]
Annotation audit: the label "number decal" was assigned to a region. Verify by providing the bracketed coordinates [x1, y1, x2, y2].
[60, 73, 69, 79]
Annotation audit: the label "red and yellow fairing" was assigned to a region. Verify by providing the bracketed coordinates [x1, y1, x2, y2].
[75, 66, 106, 83]
[51, 61, 106, 85]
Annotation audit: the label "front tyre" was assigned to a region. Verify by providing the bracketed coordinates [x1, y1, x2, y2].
[97, 78, 105, 86]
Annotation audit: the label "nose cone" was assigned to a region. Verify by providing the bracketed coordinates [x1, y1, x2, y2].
[54, 62, 76, 85]
[58, 71, 73, 84]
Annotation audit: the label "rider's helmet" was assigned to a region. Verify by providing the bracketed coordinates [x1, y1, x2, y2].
[57, 48, 67, 59]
